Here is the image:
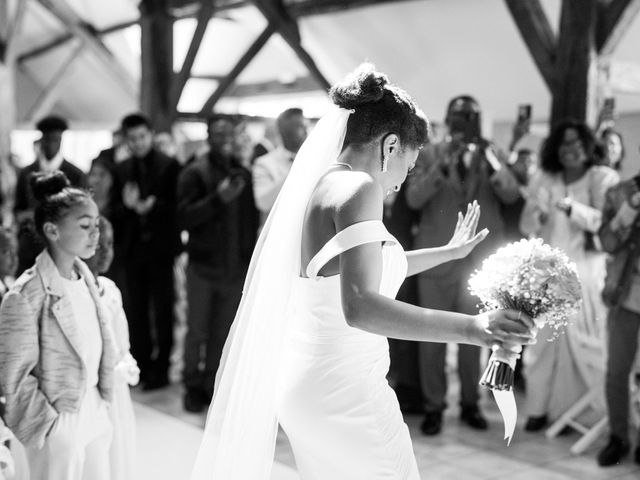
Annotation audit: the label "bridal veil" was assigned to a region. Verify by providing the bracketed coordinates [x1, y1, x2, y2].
[190, 106, 352, 479]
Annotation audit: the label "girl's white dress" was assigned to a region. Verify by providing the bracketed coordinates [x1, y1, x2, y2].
[98, 277, 137, 480]
[277, 220, 420, 480]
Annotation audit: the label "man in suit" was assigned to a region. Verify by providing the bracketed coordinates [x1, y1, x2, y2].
[252, 108, 307, 228]
[112, 113, 181, 390]
[177, 116, 258, 412]
[406, 95, 520, 435]
[14, 116, 87, 275]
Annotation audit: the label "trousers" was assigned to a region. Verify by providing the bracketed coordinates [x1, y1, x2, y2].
[26, 388, 112, 480]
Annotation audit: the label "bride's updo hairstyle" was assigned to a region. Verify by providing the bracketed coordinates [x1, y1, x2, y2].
[31, 171, 93, 238]
[329, 63, 428, 151]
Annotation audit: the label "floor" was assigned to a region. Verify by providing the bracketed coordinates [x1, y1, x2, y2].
[133, 380, 640, 480]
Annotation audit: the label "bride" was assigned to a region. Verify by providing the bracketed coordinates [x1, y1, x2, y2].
[190, 64, 535, 479]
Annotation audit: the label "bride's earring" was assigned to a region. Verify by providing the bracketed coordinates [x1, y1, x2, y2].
[381, 155, 389, 172]
[393, 185, 400, 192]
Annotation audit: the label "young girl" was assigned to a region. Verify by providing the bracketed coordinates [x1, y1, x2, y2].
[85, 216, 138, 480]
[0, 171, 115, 480]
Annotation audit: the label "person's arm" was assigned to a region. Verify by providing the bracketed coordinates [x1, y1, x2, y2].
[405, 201, 488, 277]
[148, 157, 181, 214]
[176, 166, 222, 230]
[252, 156, 285, 214]
[598, 186, 638, 253]
[487, 147, 520, 205]
[0, 291, 58, 448]
[563, 168, 620, 233]
[405, 148, 445, 210]
[335, 177, 535, 348]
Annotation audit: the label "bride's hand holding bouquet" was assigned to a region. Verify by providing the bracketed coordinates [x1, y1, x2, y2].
[467, 237, 582, 443]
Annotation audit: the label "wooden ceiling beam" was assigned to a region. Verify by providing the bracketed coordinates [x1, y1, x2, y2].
[199, 23, 274, 115]
[596, 0, 640, 55]
[171, 0, 250, 19]
[19, 19, 139, 63]
[3, 0, 28, 62]
[226, 74, 320, 96]
[171, 1, 213, 110]
[287, 0, 418, 18]
[26, 38, 85, 122]
[504, 0, 556, 92]
[252, 0, 330, 90]
[34, 0, 137, 98]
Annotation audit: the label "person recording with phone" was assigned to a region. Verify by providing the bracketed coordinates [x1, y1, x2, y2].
[406, 95, 520, 436]
[177, 116, 258, 413]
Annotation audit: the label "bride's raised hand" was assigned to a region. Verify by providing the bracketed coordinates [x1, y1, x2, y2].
[447, 200, 489, 259]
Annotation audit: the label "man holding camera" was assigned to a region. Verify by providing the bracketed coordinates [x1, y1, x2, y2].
[177, 116, 258, 412]
[406, 95, 520, 435]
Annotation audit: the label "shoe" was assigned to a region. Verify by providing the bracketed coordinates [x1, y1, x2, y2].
[597, 435, 630, 466]
[460, 406, 488, 430]
[420, 412, 442, 436]
[142, 372, 170, 391]
[183, 389, 207, 413]
[524, 415, 548, 432]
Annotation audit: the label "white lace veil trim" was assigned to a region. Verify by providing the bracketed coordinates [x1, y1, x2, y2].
[190, 106, 352, 479]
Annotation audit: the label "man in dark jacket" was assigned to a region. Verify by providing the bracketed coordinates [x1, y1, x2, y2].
[14, 115, 87, 275]
[177, 116, 258, 412]
[597, 171, 640, 467]
[112, 113, 181, 390]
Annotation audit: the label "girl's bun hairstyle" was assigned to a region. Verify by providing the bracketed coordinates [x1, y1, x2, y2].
[330, 65, 388, 109]
[30, 170, 71, 203]
[329, 63, 428, 150]
[30, 171, 93, 239]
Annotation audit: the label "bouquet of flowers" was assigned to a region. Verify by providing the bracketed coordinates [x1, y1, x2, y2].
[468, 238, 582, 442]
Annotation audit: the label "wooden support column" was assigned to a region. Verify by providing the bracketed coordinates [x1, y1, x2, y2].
[140, 0, 175, 131]
[551, 0, 598, 126]
[504, 0, 556, 91]
[506, 0, 640, 127]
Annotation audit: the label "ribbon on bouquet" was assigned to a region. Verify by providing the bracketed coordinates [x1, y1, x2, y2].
[493, 389, 517, 446]
[480, 345, 520, 445]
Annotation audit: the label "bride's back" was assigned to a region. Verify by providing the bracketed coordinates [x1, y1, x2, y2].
[301, 168, 377, 278]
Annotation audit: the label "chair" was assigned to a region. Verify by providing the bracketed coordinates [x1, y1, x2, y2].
[546, 316, 640, 454]
[545, 300, 608, 454]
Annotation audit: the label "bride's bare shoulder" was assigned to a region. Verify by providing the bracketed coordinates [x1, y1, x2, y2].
[323, 172, 383, 228]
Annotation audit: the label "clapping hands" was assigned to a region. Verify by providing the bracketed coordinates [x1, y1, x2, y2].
[123, 182, 156, 215]
[447, 201, 489, 260]
[217, 174, 246, 204]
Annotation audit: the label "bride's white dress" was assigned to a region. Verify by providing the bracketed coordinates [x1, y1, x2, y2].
[277, 220, 421, 479]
